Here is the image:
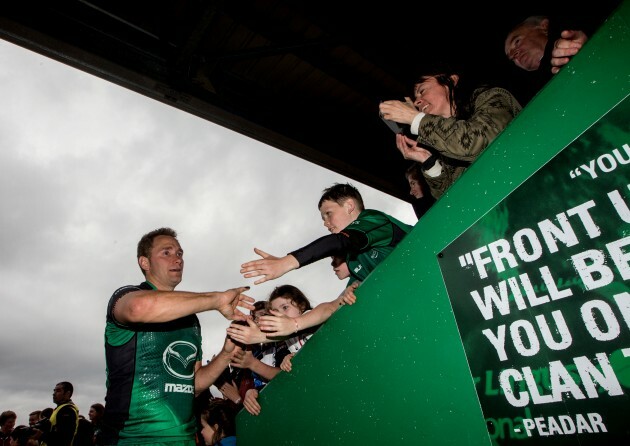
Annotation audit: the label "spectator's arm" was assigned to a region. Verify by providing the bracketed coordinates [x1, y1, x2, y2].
[230, 350, 281, 382]
[550, 30, 588, 74]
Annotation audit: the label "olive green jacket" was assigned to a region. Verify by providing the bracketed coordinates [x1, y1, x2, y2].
[418, 87, 522, 199]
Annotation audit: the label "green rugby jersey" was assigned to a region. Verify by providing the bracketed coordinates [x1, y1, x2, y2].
[103, 281, 201, 445]
[344, 209, 413, 284]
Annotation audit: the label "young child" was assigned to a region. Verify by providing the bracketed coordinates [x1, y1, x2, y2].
[196, 395, 238, 446]
[256, 256, 357, 339]
[227, 299, 290, 417]
[239, 285, 315, 416]
[240, 182, 412, 285]
[405, 163, 435, 220]
[226, 301, 289, 393]
[268, 285, 315, 352]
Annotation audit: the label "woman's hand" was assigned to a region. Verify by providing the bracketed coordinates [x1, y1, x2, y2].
[379, 100, 418, 125]
[395, 134, 432, 163]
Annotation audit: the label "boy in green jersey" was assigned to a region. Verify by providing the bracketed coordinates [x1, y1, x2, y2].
[240, 182, 412, 286]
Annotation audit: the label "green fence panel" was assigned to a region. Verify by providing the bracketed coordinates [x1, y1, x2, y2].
[237, 2, 630, 444]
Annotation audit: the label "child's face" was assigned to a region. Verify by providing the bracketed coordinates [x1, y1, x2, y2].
[407, 176, 424, 199]
[319, 199, 355, 233]
[331, 256, 350, 280]
[269, 296, 302, 317]
[199, 418, 218, 445]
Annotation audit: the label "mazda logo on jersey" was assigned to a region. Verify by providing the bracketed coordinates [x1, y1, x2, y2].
[162, 341, 197, 379]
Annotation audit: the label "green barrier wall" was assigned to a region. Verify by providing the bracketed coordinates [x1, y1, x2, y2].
[238, 2, 630, 444]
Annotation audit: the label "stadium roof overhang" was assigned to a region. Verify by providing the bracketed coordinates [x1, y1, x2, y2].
[0, 0, 620, 201]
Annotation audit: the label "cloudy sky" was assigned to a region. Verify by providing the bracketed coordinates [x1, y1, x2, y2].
[0, 39, 415, 424]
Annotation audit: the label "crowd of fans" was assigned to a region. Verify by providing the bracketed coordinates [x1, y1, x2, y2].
[0, 396, 102, 446]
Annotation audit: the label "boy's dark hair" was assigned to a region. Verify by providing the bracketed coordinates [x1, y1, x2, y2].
[253, 301, 268, 312]
[269, 284, 312, 313]
[331, 255, 345, 268]
[318, 183, 365, 211]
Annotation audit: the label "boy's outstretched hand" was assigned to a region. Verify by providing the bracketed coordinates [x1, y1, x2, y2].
[240, 248, 300, 285]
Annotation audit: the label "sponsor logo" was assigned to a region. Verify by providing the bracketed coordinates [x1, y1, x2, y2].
[164, 383, 195, 394]
[162, 340, 197, 379]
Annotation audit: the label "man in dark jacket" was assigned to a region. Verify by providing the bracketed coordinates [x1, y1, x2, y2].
[38, 381, 79, 446]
